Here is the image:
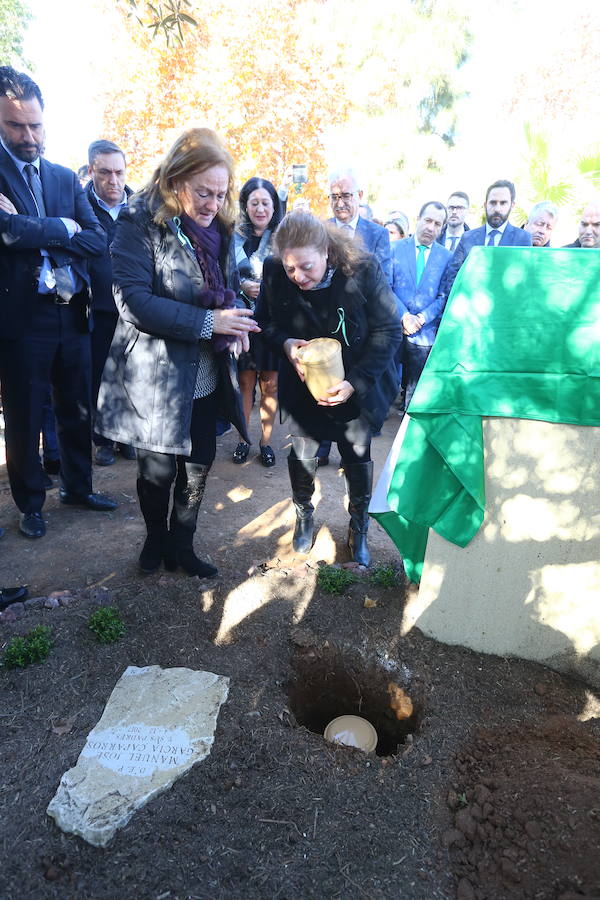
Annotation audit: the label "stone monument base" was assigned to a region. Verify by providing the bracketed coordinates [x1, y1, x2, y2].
[402, 418, 600, 690]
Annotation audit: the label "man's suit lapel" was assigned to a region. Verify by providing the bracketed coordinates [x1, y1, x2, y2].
[405, 238, 417, 288]
[0, 146, 37, 216]
[499, 223, 516, 246]
[40, 159, 60, 216]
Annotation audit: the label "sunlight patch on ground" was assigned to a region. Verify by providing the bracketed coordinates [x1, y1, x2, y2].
[226, 486, 253, 503]
[577, 689, 600, 723]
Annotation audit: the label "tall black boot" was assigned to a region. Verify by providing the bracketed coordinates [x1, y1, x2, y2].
[343, 461, 374, 567]
[288, 456, 318, 553]
[164, 462, 218, 578]
[137, 477, 170, 573]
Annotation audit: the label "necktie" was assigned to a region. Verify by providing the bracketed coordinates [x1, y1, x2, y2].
[487, 229, 499, 247]
[416, 244, 427, 283]
[448, 235, 458, 252]
[25, 163, 74, 300]
[24, 163, 46, 216]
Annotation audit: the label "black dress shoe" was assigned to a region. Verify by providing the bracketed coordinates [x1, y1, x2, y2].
[95, 445, 116, 466]
[0, 585, 28, 610]
[59, 490, 118, 511]
[20, 512, 46, 538]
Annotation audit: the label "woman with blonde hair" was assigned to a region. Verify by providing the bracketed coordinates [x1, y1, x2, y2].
[256, 211, 402, 566]
[97, 128, 259, 576]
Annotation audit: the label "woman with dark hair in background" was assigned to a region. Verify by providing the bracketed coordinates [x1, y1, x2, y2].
[97, 128, 259, 577]
[230, 177, 283, 467]
[256, 211, 402, 566]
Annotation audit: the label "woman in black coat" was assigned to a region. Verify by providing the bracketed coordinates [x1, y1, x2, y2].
[256, 211, 402, 566]
[230, 177, 283, 467]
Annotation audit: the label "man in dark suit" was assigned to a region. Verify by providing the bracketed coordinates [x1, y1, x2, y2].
[564, 201, 600, 248]
[437, 191, 470, 253]
[328, 168, 391, 283]
[0, 67, 117, 538]
[85, 139, 135, 467]
[440, 179, 532, 300]
[318, 167, 392, 465]
[392, 201, 452, 410]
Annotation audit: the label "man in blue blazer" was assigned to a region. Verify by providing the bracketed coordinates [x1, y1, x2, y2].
[328, 167, 391, 284]
[440, 179, 532, 299]
[0, 67, 117, 538]
[392, 201, 451, 410]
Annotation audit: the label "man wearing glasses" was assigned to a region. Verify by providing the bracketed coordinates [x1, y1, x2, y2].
[328, 168, 391, 284]
[437, 191, 470, 254]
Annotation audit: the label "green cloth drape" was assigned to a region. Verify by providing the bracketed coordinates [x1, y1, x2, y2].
[372, 247, 600, 583]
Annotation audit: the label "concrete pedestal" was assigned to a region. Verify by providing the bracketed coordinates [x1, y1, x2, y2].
[403, 418, 600, 690]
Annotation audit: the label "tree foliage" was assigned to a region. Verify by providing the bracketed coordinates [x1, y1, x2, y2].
[0, 0, 32, 67]
[103, 0, 471, 213]
[117, 0, 197, 46]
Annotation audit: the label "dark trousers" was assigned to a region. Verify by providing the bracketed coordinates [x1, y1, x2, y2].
[0, 298, 93, 514]
[91, 309, 118, 447]
[41, 392, 59, 463]
[136, 392, 218, 494]
[290, 435, 371, 466]
[402, 342, 431, 411]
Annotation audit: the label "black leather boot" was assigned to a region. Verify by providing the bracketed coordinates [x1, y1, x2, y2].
[137, 477, 169, 573]
[343, 461, 374, 567]
[164, 463, 218, 578]
[288, 456, 318, 553]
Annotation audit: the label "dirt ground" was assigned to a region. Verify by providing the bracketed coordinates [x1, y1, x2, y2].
[1, 410, 600, 900]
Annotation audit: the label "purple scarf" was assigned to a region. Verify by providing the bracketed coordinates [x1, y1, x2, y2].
[180, 214, 236, 354]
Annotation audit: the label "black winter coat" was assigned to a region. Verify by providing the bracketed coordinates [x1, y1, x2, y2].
[85, 182, 133, 314]
[256, 256, 402, 435]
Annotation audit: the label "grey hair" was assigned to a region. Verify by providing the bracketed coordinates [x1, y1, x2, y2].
[328, 166, 362, 191]
[528, 201, 559, 222]
[88, 139, 126, 167]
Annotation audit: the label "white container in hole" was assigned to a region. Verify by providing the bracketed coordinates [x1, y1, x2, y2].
[324, 715, 378, 753]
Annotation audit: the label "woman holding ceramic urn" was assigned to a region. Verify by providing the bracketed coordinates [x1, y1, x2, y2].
[256, 211, 402, 566]
[230, 177, 283, 467]
[97, 128, 259, 577]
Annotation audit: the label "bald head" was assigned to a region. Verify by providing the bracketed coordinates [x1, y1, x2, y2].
[579, 202, 600, 248]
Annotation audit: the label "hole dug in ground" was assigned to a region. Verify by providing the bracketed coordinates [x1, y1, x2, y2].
[287, 646, 422, 757]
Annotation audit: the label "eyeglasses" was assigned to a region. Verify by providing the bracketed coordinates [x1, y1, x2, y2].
[329, 192, 355, 203]
[448, 205, 467, 212]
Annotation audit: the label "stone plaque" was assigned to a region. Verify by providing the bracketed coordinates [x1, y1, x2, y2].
[47, 665, 229, 846]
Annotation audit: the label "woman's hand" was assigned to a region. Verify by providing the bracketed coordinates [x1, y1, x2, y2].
[241, 279, 260, 300]
[283, 338, 309, 381]
[212, 307, 260, 341]
[317, 380, 355, 406]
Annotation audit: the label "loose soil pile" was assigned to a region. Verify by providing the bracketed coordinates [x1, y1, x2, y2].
[1, 413, 599, 899]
